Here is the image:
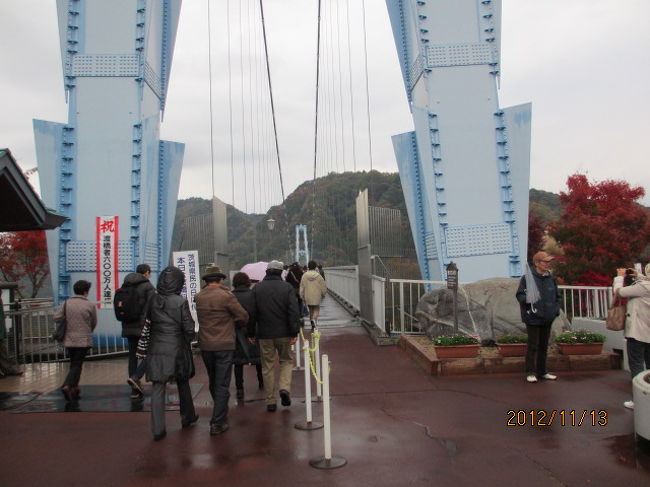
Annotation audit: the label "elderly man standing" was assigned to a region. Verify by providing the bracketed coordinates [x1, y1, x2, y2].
[516, 251, 561, 383]
[251, 260, 300, 412]
[195, 265, 249, 435]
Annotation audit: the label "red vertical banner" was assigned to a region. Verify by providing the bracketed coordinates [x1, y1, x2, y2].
[96, 216, 119, 307]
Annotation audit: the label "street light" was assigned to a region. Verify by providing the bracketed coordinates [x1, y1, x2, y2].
[266, 217, 275, 231]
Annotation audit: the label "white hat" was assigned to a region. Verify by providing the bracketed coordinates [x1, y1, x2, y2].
[267, 260, 284, 271]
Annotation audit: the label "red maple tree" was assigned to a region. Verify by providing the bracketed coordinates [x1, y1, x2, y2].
[0, 231, 50, 298]
[527, 210, 546, 264]
[550, 174, 650, 285]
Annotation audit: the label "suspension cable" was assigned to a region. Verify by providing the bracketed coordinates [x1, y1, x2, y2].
[207, 0, 215, 197]
[227, 0, 235, 206]
[311, 0, 323, 261]
[259, 0, 292, 261]
[239, 0, 248, 213]
[258, 0, 286, 203]
[361, 0, 374, 198]
[345, 0, 358, 172]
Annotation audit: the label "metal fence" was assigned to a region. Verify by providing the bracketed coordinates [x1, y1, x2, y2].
[3, 299, 129, 364]
[559, 285, 612, 320]
[325, 266, 359, 311]
[324, 266, 614, 336]
[4, 276, 614, 363]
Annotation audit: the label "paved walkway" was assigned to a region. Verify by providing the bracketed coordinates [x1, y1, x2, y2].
[1, 294, 649, 486]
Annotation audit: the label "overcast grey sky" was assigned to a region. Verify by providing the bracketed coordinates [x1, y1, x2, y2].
[1, 0, 649, 211]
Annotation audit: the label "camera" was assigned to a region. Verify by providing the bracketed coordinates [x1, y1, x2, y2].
[625, 268, 636, 276]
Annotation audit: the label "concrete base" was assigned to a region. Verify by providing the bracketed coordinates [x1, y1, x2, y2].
[400, 335, 622, 377]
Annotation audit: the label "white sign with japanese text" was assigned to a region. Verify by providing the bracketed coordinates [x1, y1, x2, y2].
[96, 216, 119, 308]
[172, 250, 199, 328]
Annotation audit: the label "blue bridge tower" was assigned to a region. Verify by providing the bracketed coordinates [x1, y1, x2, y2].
[33, 0, 184, 339]
[386, 0, 531, 282]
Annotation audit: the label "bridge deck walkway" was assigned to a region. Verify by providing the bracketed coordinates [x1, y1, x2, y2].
[0, 294, 648, 486]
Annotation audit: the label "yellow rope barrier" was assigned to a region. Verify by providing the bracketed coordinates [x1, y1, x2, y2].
[300, 327, 324, 385]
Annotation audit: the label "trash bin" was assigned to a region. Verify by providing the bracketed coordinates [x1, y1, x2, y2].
[633, 370, 650, 440]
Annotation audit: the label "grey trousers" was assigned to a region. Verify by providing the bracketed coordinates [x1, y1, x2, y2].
[150, 380, 195, 437]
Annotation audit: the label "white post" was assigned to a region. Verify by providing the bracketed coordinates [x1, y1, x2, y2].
[315, 334, 322, 399]
[295, 339, 323, 431]
[294, 331, 302, 370]
[308, 356, 345, 468]
[304, 340, 312, 422]
[322, 354, 331, 460]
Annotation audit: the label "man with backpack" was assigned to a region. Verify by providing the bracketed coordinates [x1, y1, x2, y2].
[114, 264, 155, 398]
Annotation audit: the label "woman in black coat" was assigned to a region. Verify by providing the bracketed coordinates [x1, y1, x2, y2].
[231, 272, 263, 400]
[146, 266, 197, 440]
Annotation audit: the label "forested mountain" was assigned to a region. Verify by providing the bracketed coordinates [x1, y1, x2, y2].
[172, 171, 563, 270]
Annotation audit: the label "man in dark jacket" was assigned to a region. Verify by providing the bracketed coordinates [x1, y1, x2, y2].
[251, 260, 300, 412]
[195, 265, 248, 435]
[516, 251, 560, 383]
[119, 264, 155, 398]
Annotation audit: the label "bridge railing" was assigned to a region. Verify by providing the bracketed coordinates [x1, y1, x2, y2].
[325, 266, 614, 336]
[325, 266, 360, 312]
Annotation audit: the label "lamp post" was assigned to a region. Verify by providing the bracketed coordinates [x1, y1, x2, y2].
[254, 217, 275, 263]
[446, 261, 459, 333]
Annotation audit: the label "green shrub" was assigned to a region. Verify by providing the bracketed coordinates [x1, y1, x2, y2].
[496, 334, 528, 344]
[554, 330, 606, 344]
[433, 335, 480, 346]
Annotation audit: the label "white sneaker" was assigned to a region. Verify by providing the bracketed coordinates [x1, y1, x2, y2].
[526, 375, 538, 383]
[541, 373, 557, 380]
[624, 400, 634, 409]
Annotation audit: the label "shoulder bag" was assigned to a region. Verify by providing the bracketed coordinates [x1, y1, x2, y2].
[606, 295, 626, 331]
[53, 300, 67, 342]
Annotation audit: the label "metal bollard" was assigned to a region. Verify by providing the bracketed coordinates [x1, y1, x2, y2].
[295, 339, 323, 431]
[309, 354, 347, 469]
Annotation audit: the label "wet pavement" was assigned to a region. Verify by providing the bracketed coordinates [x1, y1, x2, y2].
[1, 294, 649, 486]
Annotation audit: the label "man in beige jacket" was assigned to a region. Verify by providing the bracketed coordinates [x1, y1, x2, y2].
[299, 260, 327, 329]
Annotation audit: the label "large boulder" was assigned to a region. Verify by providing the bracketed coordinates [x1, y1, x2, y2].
[414, 278, 570, 340]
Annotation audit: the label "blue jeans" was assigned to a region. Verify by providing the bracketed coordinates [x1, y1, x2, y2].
[201, 350, 234, 425]
[627, 337, 650, 379]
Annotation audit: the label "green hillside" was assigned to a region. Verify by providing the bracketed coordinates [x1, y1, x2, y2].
[172, 171, 563, 270]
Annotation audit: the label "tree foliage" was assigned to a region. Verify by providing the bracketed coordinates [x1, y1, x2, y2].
[549, 174, 650, 285]
[527, 210, 546, 264]
[0, 231, 50, 298]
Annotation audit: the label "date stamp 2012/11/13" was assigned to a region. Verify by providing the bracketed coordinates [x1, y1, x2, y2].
[506, 410, 608, 427]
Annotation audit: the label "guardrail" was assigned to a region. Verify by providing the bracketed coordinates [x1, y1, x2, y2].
[325, 266, 359, 312]
[324, 266, 615, 336]
[5, 275, 613, 362]
[558, 285, 612, 320]
[2, 300, 129, 364]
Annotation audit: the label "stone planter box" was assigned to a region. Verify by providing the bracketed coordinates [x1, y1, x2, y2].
[399, 336, 621, 376]
[557, 343, 604, 355]
[434, 344, 480, 359]
[496, 343, 528, 357]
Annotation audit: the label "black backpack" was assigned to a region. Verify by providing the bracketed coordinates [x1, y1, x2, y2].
[113, 283, 143, 322]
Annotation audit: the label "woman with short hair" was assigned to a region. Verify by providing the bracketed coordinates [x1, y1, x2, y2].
[54, 280, 97, 403]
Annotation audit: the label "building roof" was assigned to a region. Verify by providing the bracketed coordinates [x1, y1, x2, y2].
[0, 148, 66, 231]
